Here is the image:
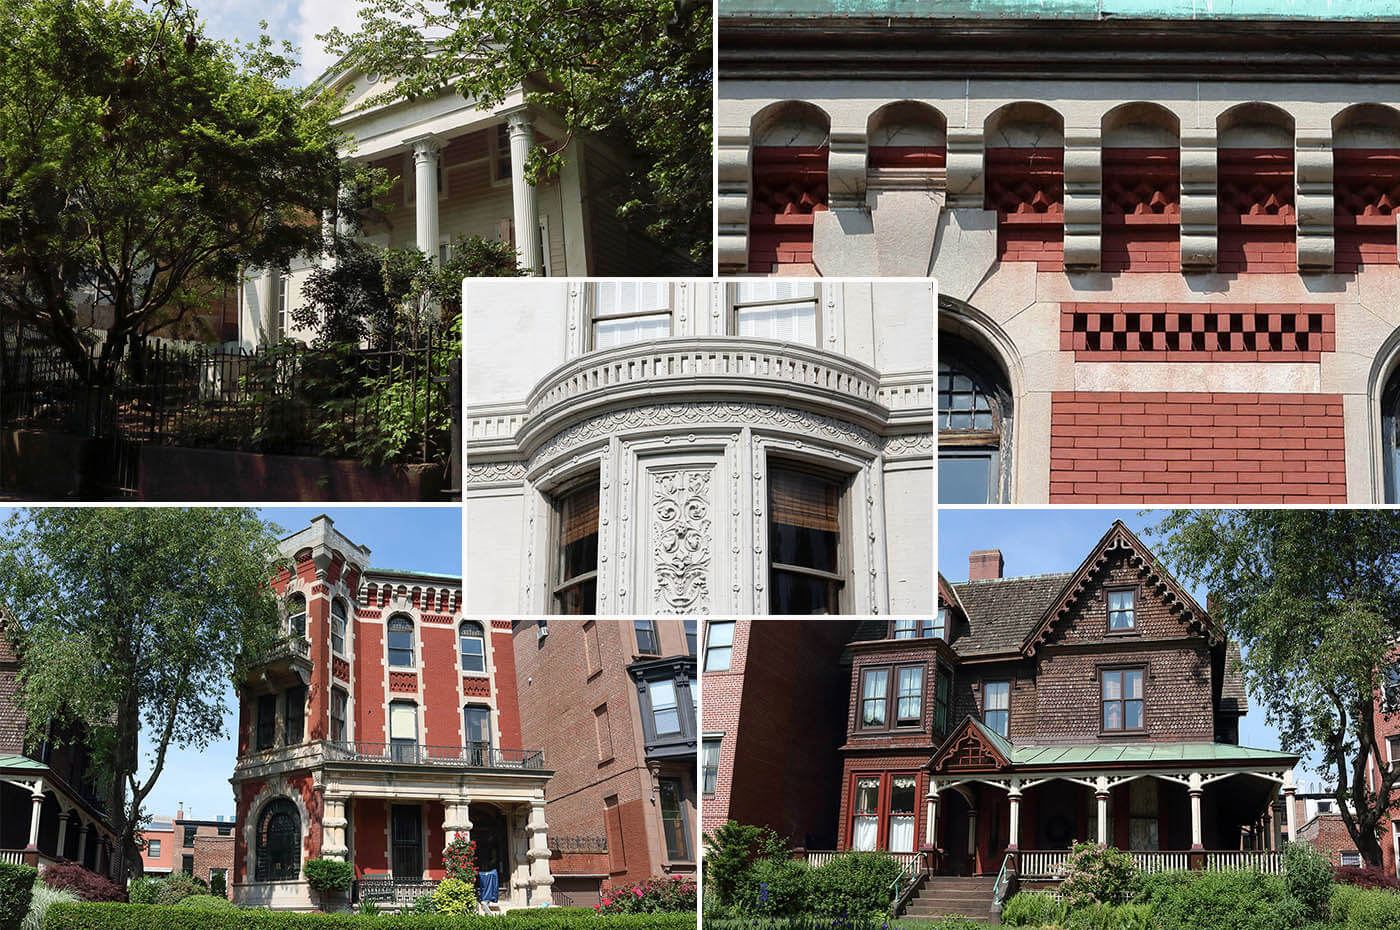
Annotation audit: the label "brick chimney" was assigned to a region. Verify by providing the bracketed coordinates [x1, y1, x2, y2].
[969, 549, 1004, 581]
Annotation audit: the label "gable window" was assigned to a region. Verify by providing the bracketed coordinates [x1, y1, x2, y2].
[852, 778, 879, 850]
[658, 777, 691, 861]
[285, 686, 305, 746]
[331, 687, 348, 742]
[896, 667, 923, 726]
[934, 665, 952, 735]
[256, 694, 277, 751]
[635, 619, 660, 656]
[702, 738, 720, 796]
[704, 621, 734, 671]
[1102, 668, 1145, 731]
[888, 776, 917, 853]
[387, 617, 415, 668]
[459, 621, 486, 673]
[254, 798, 300, 882]
[555, 482, 600, 614]
[685, 619, 697, 656]
[389, 700, 419, 762]
[1108, 589, 1136, 631]
[331, 599, 347, 656]
[649, 679, 682, 735]
[731, 282, 819, 346]
[591, 282, 672, 349]
[768, 465, 844, 614]
[860, 668, 889, 728]
[983, 681, 1010, 737]
[287, 594, 306, 639]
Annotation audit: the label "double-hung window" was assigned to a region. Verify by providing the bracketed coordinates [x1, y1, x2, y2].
[888, 776, 917, 853]
[1101, 668, 1145, 731]
[459, 621, 486, 672]
[331, 599, 347, 656]
[635, 619, 660, 655]
[387, 617, 415, 668]
[768, 465, 844, 614]
[649, 679, 682, 735]
[591, 282, 672, 349]
[895, 667, 923, 726]
[860, 668, 889, 728]
[702, 738, 720, 796]
[732, 282, 819, 345]
[851, 778, 880, 851]
[704, 621, 734, 671]
[555, 482, 600, 614]
[934, 665, 952, 735]
[983, 681, 1010, 737]
[331, 688, 348, 742]
[1108, 589, 1136, 631]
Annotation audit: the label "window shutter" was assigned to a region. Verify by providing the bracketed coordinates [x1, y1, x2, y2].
[769, 469, 840, 532]
[560, 485, 600, 544]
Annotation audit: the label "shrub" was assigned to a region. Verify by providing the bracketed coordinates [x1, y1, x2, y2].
[1002, 891, 1069, 926]
[1064, 901, 1153, 930]
[1283, 841, 1335, 922]
[37, 864, 124, 904]
[173, 895, 239, 911]
[153, 873, 208, 906]
[0, 863, 37, 930]
[928, 918, 985, 930]
[1330, 883, 1400, 930]
[21, 882, 74, 930]
[356, 901, 379, 916]
[1335, 865, 1400, 890]
[410, 893, 438, 914]
[1057, 843, 1139, 908]
[428, 878, 476, 915]
[1141, 868, 1296, 930]
[442, 838, 478, 888]
[807, 850, 903, 920]
[304, 860, 353, 895]
[596, 876, 697, 915]
[701, 821, 789, 909]
[127, 878, 159, 906]
[45, 902, 701, 928]
[730, 858, 809, 917]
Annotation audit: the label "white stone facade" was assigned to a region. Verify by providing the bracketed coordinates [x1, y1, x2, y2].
[465, 280, 935, 614]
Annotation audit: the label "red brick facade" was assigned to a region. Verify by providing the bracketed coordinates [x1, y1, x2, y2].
[1060, 303, 1335, 363]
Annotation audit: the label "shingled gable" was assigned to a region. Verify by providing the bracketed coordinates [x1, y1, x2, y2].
[937, 572, 966, 616]
[1020, 520, 1220, 657]
[926, 715, 1013, 774]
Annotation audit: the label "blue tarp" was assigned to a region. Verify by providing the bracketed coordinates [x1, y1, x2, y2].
[478, 868, 499, 903]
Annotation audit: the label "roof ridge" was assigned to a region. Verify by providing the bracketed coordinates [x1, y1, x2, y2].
[954, 570, 1074, 585]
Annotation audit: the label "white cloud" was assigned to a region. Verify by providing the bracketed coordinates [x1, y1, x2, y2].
[293, 0, 362, 85]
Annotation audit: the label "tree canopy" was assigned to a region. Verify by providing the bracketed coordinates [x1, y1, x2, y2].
[1150, 509, 1400, 867]
[0, 0, 350, 383]
[322, 0, 712, 271]
[0, 508, 289, 876]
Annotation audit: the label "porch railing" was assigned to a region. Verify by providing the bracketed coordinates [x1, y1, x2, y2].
[800, 850, 925, 873]
[323, 741, 545, 770]
[1020, 850, 1070, 880]
[357, 876, 440, 908]
[1133, 851, 1192, 873]
[1206, 849, 1284, 875]
[1019, 849, 1282, 880]
[0, 851, 24, 865]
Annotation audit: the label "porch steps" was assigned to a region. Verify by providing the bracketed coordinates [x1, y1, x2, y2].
[901, 875, 999, 923]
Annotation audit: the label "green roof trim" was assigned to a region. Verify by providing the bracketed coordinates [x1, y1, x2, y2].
[0, 754, 47, 771]
[1010, 742, 1297, 767]
[721, 0, 1400, 19]
[968, 717, 1016, 761]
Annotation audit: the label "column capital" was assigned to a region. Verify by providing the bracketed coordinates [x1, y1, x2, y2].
[407, 134, 444, 162]
[498, 106, 534, 134]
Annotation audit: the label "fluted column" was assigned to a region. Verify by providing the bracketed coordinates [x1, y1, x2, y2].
[412, 137, 443, 261]
[259, 266, 278, 345]
[322, 795, 348, 861]
[502, 109, 543, 274]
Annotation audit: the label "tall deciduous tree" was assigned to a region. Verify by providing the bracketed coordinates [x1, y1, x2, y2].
[0, 0, 349, 383]
[1150, 509, 1400, 867]
[322, 0, 712, 270]
[0, 508, 289, 877]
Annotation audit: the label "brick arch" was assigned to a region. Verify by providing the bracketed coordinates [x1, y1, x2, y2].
[1101, 102, 1181, 272]
[1332, 103, 1400, 272]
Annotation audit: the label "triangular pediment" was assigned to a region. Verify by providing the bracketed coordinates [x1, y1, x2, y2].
[926, 716, 1012, 774]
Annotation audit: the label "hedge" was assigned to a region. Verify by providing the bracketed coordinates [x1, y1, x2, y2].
[0, 863, 37, 930]
[43, 903, 697, 929]
[1330, 884, 1400, 930]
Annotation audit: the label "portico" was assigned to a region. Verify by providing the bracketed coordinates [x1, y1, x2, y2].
[0, 755, 119, 877]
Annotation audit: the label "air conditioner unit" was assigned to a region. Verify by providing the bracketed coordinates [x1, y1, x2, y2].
[537, 620, 549, 642]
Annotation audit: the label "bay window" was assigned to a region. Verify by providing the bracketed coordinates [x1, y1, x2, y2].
[852, 778, 879, 850]
[888, 776, 917, 853]
[768, 464, 845, 614]
[555, 481, 600, 614]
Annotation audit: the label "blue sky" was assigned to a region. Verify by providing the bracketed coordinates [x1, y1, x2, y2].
[195, 0, 357, 86]
[938, 508, 1323, 788]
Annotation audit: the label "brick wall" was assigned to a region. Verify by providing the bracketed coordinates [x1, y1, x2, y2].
[1298, 813, 1364, 866]
[1049, 392, 1346, 503]
[987, 147, 1064, 271]
[1217, 148, 1296, 273]
[1101, 147, 1180, 273]
[1333, 149, 1400, 272]
[748, 147, 828, 273]
[1060, 303, 1335, 363]
[191, 833, 234, 895]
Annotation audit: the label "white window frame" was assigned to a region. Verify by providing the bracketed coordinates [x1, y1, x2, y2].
[728, 281, 821, 346]
[704, 621, 735, 672]
[276, 273, 289, 338]
[589, 282, 673, 350]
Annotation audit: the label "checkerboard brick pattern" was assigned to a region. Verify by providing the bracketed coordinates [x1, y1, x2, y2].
[1060, 303, 1335, 362]
[1049, 392, 1347, 502]
[987, 147, 1065, 270]
[1217, 148, 1296, 273]
[1101, 147, 1181, 273]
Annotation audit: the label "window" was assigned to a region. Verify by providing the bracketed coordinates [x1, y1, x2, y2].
[1383, 662, 1400, 712]
[594, 703, 614, 762]
[555, 482, 599, 614]
[211, 867, 227, 885]
[732, 282, 818, 345]
[1340, 851, 1363, 868]
[1108, 589, 1136, 631]
[1102, 668, 1145, 731]
[983, 681, 1010, 737]
[254, 798, 300, 881]
[182, 854, 194, 874]
[768, 465, 844, 614]
[286, 594, 306, 639]
[389, 701, 418, 762]
[938, 330, 1013, 504]
[277, 273, 289, 336]
[896, 667, 923, 726]
[459, 621, 486, 673]
[852, 778, 879, 850]
[387, 616, 415, 668]
[584, 620, 602, 675]
[183, 826, 196, 849]
[1389, 735, 1400, 770]
[658, 778, 691, 861]
[685, 619, 697, 656]
[493, 123, 512, 183]
[702, 738, 720, 796]
[930, 608, 948, 640]
[934, 665, 952, 735]
[893, 619, 916, 639]
[635, 620, 660, 655]
[464, 705, 491, 762]
[285, 686, 305, 746]
[256, 694, 277, 751]
[888, 776, 917, 853]
[591, 282, 672, 349]
[331, 600, 347, 656]
[861, 669, 889, 728]
[649, 679, 681, 735]
[217, 824, 232, 837]
[147, 839, 161, 858]
[331, 688, 348, 742]
[704, 621, 734, 671]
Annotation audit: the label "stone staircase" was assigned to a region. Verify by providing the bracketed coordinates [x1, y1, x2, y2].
[900, 875, 999, 923]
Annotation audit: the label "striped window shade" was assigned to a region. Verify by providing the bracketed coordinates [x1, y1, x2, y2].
[769, 468, 840, 533]
[559, 484, 600, 545]
[735, 281, 818, 345]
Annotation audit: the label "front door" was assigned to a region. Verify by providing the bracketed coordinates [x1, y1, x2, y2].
[391, 805, 423, 879]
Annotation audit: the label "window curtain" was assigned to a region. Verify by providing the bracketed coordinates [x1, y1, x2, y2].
[560, 486, 600, 545]
[852, 816, 878, 851]
[888, 816, 915, 853]
[769, 469, 840, 532]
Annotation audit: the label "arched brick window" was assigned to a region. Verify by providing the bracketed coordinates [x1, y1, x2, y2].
[387, 616, 415, 668]
[254, 799, 300, 882]
[286, 594, 306, 639]
[1333, 104, 1400, 272]
[459, 621, 486, 673]
[939, 328, 1013, 505]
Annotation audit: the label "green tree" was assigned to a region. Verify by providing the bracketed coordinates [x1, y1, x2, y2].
[0, 0, 350, 383]
[1150, 509, 1400, 867]
[0, 508, 289, 877]
[322, 0, 712, 270]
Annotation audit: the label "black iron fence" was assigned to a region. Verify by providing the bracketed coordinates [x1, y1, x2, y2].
[0, 332, 457, 468]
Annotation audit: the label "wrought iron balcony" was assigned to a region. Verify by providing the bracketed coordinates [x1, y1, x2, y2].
[322, 741, 546, 770]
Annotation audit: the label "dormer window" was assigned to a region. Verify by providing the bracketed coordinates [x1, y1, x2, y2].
[1108, 589, 1136, 631]
[983, 680, 1010, 737]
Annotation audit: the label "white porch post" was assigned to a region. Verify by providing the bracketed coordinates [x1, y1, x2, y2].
[26, 783, 44, 850]
[924, 780, 939, 847]
[56, 812, 70, 860]
[1095, 776, 1110, 845]
[1008, 780, 1021, 850]
[526, 795, 553, 903]
[411, 136, 443, 261]
[1189, 772, 1204, 850]
[502, 108, 543, 275]
[1283, 770, 1298, 843]
[444, 798, 473, 844]
[323, 795, 349, 861]
[259, 266, 278, 345]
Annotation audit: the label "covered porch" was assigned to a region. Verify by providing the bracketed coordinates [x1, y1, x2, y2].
[0, 755, 119, 878]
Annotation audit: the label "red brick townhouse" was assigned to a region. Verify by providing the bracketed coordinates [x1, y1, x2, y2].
[231, 516, 553, 910]
[512, 619, 698, 906]
[834, 522, 1301, 918]
[135, 808, 235, 893]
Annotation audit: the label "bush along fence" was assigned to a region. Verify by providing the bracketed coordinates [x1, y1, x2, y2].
[41, 902, 697, 929]
[0, 330, 460, 499]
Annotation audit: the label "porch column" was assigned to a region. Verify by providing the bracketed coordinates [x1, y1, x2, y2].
[924, 781, 939, 847]
[56, 812, 70, 860]
[411, 136, 443, 260]
[322, 795, 348, 861]
[1095, 776, 1109, 845]
[1008, 780, 1021, 850]
[26, 783, 44, 850]
[502, 108, 543, 275]
[76, 820, 88, 865]
[1189, 772, 1204, 850]
[1283, 770, 1298, 843]
[444, 798, 473, 844]
[526, 796, 553, 899]
[259, 266, 277, 344]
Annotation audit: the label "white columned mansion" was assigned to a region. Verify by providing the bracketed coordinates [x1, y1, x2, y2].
[465, 280, 935, 615]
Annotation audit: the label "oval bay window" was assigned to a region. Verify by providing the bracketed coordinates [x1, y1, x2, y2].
[939, 332, 1013, 504]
